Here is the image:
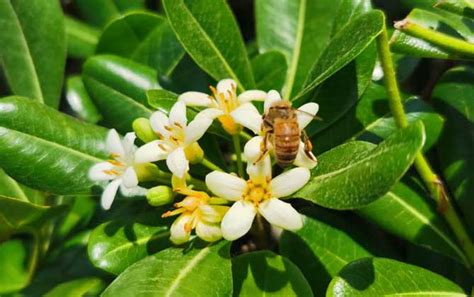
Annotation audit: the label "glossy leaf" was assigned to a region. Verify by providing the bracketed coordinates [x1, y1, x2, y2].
[65, 16, 100, 59]
[0, 0, 66, 108]
[162, 0, 255, 90]
[74, 0, 145, 28]
[44, 278, 105, 297]
[390, 8, 474, 59]
[88, 210, 172, 275]
[280, 207, 375, 296]
[83, 55, 157, 133]
[295, 10, 384, 100]
[97, 12, 185, 76]
[432, 66, 474, 232]
[436, 0, 474, 18]
[102, 241, 232, 297]
[327, 258, 466, 296]
[232, 251, 312, 297]
[66, 76, 102, 124]
[357, 182, 468, 266]
[251, 51, 287, 92]
[0, 168, 28, 201]
[296, 122, 424, 209]
[0, 97, 108, 194]
[0, 239, 30, 294]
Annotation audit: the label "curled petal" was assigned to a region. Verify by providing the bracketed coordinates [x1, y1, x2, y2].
[150, 111, 170, 137]
[199, 205, 229, 223]
[297, 102, 319, 129]
[217, 79, 237, 97]
[170, 213, 193, 245]
[264, 90, 282, 113]
[221, 201, 256, 241]
[122, 132, 137, 158]
[271, 167, 310, 198]
[184, 116, 214, 145]
[195, 107, 225, 121]
[205, 171, 246, 201]
[258, 198, 303, 231]
[169, 101, 187, 127]
[89, 162, 115, 181]
[294, 141, 318, 169]
[166, 147, 189, 179]
[243, 136, 264, 163]
[106, 129, 124, 156]
[246, 155, 272, 184]
[230, 103, 262, 134]
[122, 167, 138, 188]
[178, 91, 214, 107]
[196, 221, 222, 242]
[101, 179, 122, 210]
[238, 90, 267, 103]
[134, 140, 170, 163]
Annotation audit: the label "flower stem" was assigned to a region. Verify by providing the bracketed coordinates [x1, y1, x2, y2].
[393, 19, 474, 58]
[377, 23, 474, 267]
[201, 158, 223, 172]
[232, 134, 244, 177]
[240, 131, 252, 141]
[27, 233, 40, 280]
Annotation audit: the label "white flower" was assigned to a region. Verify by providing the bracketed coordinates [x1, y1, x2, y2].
[162, 188, 229, 244]
[232, 90, 319, 169]
[134, 101, 214, 179]
[205, 154, 309, 241]
[89, 129, 143, 210]
[178, 78, 267, 135]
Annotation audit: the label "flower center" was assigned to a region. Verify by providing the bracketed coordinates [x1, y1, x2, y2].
[163, 123, 185, 147]
[243, 180, 271, 205]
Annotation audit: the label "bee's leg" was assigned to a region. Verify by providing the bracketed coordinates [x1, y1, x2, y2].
[254, 130, 271, 164]
[302, 130, 317, 161]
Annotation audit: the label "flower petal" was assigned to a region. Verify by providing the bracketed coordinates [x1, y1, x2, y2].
[89, 162, 115, 181]
[166, 147, 189, 179]
[246, 155, 272, 184]
[221, 201, 256, 241]
[122, 132, 136, 158]
[230, 102, 262, 134]
[243, 136, 264, 162]
[199, 205, 229, 223]
[258, 198, 303, 231]
[169, 101, 187, 127]
[196, 221, 222, 242]
[122, 167, 138, 188]
[134, 140, 169, 163]
[205, 171, 246, 201]
[264, 90, 282, 113]
[294, 141, 318, 169]
[216, 79, 237, 97]
[297, 102, 319, 129]
[184, 115, 214, 145]
[194, 107, 224, 120]
[101, 179, 122, 210]
[150, 111, 170, 137]
[170, 213, 193, 245]
[119, 185, 147, 197]
[106, 129, 124, 156]
[238, 90, 267, 103]
[178, 91, 214, 107]
[271, 167, 310, 198]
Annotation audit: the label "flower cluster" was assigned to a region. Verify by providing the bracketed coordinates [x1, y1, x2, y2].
[89, 79, 319, 243]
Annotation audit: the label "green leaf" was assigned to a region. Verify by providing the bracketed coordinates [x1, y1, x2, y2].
[55, 196, 97, 240]
[296, 122, 424, 209]
[327, 258, 466, 296]
[436, 0, 474, 18]
[88, 210, 172, 275]
[162, 0, 255, 90]
[44, 278, 105, 297]
[251, 51, 287, 92]
[356, 182, 469, 266]
[432, 66, 474, 232]
[83, 55, 157, 133]
[232, 250, 312, 296]
[96, 12, 185, 76]
[0, 168, 28, 201]
[0, 239, 30, 294]
[0, 97, 108, 194]
[280, 207, 375, 296]
[0, 0, 66, 108]
[66, 76, 102, 124]
[102, 241, 232, 297]
[0, 195, 67, 239]
[65, 16, 100, 59]
[74, 0, 145, 28]
[390, 8, 474, 59]
[295, 10, 384, 100]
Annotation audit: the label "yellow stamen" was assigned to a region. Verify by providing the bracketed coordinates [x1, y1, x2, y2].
[107, 159, 124, 166]
[103, 169, 120, 176]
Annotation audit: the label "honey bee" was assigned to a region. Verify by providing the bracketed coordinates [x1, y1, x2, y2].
[256, 100, 317, 167]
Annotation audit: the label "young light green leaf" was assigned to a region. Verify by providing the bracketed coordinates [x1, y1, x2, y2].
[88, 210, 172, 275]
[251, 51, 287, 92]
[65, 16, 100, 59]
[232, 251, 313, 297]
[74, 0, 145, 28]
[327, 258, 466, 296]
[432, 66, 474, 232]
[162, 0, 255, 90]
[436, 0, 474, 18]
[0, 97, 108, 194]
[44, 278, 105, 297]
[102, 241, 232, 297]
[296, 122, 424, 209]
[0, 239, 30, 294]
[66, 76, 102, 124]
[83, 55, 157, 133]
[0, 0, 66, 109]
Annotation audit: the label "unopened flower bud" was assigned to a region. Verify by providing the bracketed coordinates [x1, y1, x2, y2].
[133, 118, 157, 143]
[146, 186, 174, 206]
[184, 142, 204, 164]
[134, 163, 162, 182]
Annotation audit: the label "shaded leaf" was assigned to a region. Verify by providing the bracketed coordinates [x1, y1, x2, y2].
[74, 0, 145, 28]
[65, 16, 100, 59]
[251, 51, 287, 92]
[0, 239, 30, 294]
[0, 168, 28, 201]
[44, 277, 105, 297]
[66, 76, 102, 124]
[436, 0, 474, 18]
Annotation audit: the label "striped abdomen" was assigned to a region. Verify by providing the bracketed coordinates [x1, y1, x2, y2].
[273, 119, 300, 167]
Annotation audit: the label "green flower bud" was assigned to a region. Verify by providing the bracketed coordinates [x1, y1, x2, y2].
[133, 118, 157, 143]
[146, 186, 175, 207]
